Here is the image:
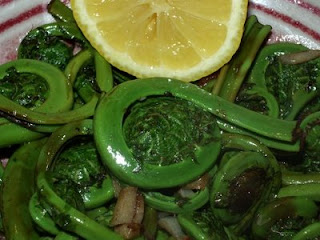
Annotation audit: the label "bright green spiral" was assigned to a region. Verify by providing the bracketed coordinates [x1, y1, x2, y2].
[123, 96, 217, 166]
[0, 67, 48, 109]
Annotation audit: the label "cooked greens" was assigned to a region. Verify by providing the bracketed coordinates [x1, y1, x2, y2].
[0, 1, 320, 240]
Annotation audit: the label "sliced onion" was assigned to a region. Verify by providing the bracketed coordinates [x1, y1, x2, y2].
[111, 186, 138, 226]
[157, 211, 171, 219]
[177, 189, 196, 199]
[133, 193, 144, 224]
[183, 174, 209, 190]
[279, 49, 320, 65]
[112, 178, 122, 198]
[114, 223, 141, 240]
[111, 186, 145, 239]
[158, 216, 189, 240]
[1, 158, 8, 167]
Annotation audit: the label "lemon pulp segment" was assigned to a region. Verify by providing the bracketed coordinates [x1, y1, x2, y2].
[72, 0, 248, 82]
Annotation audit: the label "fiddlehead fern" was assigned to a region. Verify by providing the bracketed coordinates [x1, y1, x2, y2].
[0, 59, 72, 146]
[247, 42, 320, 120]
[251, 197, 319, 240]
[95, 78, 222, 189]
[235, 85, 279, 118]
[300, 111, 320, 165]
[35, 120, 121, 240]
[47, 0, 76, 24]
[18, 22, 89, 70]
[0, 67, 48, 109]
[50, 138, 114, 209]
[0, 49, 113, 134]
[123, 96, 217, 166]
[94, 77, 299, 190]
[143, 187, 209, 214]
[276, 112, 320, 201]
[65, 49, 113, 104]
[1, 139, 47, 240]
[217, 16, 272, 101]
[177, 208, 233, 240]
[210, 133, 281, 235]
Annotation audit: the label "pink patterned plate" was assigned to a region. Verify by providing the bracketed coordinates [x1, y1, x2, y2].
[249, 0, 320, 49]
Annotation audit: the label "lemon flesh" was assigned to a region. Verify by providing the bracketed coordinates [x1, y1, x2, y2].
[72, 0, 248, 82]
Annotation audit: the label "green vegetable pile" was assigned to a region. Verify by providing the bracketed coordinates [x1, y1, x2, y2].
[0, 0, 320, 239]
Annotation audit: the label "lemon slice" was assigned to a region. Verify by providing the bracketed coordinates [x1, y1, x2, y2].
[71, 0, 248, 82]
